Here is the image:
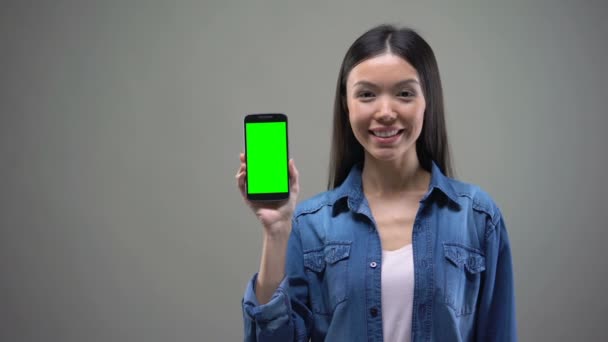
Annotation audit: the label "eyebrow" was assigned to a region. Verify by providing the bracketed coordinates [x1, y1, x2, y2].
[353, 79, 420, 88]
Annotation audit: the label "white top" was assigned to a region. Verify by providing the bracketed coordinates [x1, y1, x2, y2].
[381, 244, 414, 342]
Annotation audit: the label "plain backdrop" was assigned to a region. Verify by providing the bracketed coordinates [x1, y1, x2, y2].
[1, 0, 607, 341]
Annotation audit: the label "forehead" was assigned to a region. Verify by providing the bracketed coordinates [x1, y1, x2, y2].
[347, 53, 419, 86]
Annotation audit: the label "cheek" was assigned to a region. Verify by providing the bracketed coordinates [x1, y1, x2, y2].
[348, 114, 366, 136]
[418, 106, 426, 126]
[409, 100, 425, 125]
[347, 99, 367, 115]
[347, 102, 370, 127]
[347, 114, 369, 144]
[348, 102, 376, 123]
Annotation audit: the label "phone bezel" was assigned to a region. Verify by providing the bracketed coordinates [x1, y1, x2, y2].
[244, 113, 290, 201]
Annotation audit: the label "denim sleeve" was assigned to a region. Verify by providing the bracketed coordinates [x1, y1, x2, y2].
[476, 213, 518, 341]
[242, 223, 313, 341]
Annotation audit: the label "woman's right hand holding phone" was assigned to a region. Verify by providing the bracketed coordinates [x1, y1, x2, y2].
[235, 152, 300, 236]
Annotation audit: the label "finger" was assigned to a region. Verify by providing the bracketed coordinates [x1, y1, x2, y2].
[290, 159, 299, 179]
[289, 159, 299, 191]
[235, 164, 246, 178]
[235, 158, 247, 189]
[237, 153, 246, 177]
[236, 167, 246, 183]
[237, 170, 247, 197]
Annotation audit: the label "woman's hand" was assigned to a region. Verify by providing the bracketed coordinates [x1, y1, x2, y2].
[235, 153, 299, 237]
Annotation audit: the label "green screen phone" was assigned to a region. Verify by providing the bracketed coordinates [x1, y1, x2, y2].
[244, 114, 289, 201]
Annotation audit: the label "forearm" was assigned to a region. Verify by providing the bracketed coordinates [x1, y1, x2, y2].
[256, 223, 291, 304]
[242, 219, 311, 341]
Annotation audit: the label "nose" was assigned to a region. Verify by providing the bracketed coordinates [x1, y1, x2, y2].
[375, 96, 396, 123]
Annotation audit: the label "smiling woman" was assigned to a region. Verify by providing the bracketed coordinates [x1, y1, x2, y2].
[238, 24, 517, 342]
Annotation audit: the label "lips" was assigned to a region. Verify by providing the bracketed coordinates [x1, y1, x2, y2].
[369, 127, 404, 147]
[369, 128, 404, 138]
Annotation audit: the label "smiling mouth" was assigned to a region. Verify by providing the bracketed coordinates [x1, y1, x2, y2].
[369, 129, 404, 138]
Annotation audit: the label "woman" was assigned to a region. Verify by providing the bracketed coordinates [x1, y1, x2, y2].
[236, 24, 516, 342]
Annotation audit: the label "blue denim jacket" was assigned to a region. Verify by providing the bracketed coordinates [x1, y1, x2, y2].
[242, 162, 517, 341]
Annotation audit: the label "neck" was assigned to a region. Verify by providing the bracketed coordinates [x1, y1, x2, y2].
[361, 150, 430, 198]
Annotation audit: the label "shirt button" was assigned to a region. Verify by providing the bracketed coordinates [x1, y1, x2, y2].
[370, 307, 379, 317]
[370, 261, 377, 268]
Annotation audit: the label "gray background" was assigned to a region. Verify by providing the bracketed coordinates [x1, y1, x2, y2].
[1, 0, 607, 341]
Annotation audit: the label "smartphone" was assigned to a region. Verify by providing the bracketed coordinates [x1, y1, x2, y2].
[244, 113, 290, 201]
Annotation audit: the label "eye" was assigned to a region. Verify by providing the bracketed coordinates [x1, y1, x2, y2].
[398, 90, 415, 98]
[356, 91, 376, 100]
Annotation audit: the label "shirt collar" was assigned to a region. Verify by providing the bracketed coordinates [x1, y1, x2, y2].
[329, 161, 460, 211]
[424, 161, 460, 206]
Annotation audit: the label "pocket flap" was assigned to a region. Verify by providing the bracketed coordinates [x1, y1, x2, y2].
[324, 243, 351, 265]
[443, 243, 486, 274]
[303, 251, 325, 272]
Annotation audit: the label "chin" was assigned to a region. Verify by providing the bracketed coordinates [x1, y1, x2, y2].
[367, 150, 402, 162]
[364, 144, 414, 163]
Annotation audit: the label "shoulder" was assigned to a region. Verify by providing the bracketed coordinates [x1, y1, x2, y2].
[438, 177, 508, 250]
[290, 189, 350, 246]
[293, 190, 336, 219]
[447, 177, 504, 227]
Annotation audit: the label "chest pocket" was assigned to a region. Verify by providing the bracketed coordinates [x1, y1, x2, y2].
[303, 242, 351, 315]
[443, 243, 486, 316]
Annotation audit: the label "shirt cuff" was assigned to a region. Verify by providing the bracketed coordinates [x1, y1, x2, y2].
[243, 273, 291, 323]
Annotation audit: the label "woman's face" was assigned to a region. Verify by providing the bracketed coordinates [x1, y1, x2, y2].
[346, 53, 426, 164]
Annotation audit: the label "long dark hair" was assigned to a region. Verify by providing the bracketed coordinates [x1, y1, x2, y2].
[328, 24, 453, 189]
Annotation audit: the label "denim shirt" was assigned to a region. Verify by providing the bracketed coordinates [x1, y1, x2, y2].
[242, 162, 517, 341]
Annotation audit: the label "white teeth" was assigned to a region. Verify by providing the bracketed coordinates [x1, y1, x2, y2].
[373, 130, 399, 138]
